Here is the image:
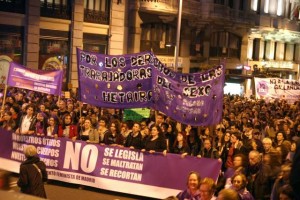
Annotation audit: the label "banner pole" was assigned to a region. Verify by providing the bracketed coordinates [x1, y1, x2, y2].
[1, 84, 8, 117]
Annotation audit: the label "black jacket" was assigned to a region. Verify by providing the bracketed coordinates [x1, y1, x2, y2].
[17, 156, 48, 198]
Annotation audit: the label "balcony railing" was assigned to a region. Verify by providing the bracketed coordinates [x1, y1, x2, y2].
[40, 2, 71, 20]
[0, 0, 25, 14]
[84, 9, 109, 25]
[136, 0, 256, 25]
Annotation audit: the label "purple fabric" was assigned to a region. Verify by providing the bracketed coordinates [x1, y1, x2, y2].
[7, 62, 63, 96]
[152, 59, 225, 126]
[0, 128, 221, 190]
[77, 48, 153, 108]
[77, 49, 225, 126]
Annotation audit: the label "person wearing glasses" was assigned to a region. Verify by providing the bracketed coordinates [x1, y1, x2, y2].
[231, 173, 254, 200]
[199, 177, 217, 200]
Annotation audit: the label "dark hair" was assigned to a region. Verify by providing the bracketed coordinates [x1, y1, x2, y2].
[278, 185, 295, 199]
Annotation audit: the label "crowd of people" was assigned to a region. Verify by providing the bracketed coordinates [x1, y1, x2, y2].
[1, 87, 300, 200]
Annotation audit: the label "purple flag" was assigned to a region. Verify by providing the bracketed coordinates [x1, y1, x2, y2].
[7, 62, 63, 96]
[152, 61, 225, 126]
[0, 129, 221, 199]
[77, 48, 153, 108]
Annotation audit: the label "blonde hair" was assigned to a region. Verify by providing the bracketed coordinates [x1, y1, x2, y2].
[24, 145, 37, 158]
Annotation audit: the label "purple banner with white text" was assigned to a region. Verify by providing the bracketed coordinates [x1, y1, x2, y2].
[77, 48, 153, 108]
[0, 129, 221, 199]
[152, 62, 225, 126]
[7, 62, 63, 96]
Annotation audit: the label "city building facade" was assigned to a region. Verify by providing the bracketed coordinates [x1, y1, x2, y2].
[0, 0, 299, 95]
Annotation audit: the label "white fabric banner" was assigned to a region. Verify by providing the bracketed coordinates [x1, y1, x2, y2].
[254, 77, 300, 103]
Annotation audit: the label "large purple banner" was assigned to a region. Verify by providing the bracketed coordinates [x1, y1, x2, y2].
[7, 62, 63, 96]
[77, 49, 225, 126]
[77, 48, 153, 108]
[0, 129, 221, 199]
[152, 61, 225, 126]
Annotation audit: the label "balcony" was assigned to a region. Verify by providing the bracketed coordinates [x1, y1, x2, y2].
[84, 9, 109, 25]
[0, 0, 25, 14]
[135, 0, 256, 26]
[40, 2, 71, 20]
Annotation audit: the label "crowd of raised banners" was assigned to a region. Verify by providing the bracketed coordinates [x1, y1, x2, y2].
[77, 49, 225, 126]
[0, 129, 221, 199]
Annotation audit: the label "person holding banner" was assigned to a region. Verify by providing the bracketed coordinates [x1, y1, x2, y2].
[173, 131, 190, 157]
[15, 104, 37, 135]
[35, 112, 48, 136]
[176, 171, 201, 200]
[98, 116, 110, 144]
[0, 111, 16, 131]
[17, 145, 48, 198]
[78, 117, 99, 143]
[46, 115, 59, 137]
[124, 122, 143, 150]
[57, 114, 77, 141]
[142, 124, 167, 155]
[105, 119, 124, 146]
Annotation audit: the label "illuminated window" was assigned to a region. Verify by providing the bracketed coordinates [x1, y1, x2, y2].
[264, 0, 269, 13]
[251, 0, 258, 11]
[277, 0, 283, 16]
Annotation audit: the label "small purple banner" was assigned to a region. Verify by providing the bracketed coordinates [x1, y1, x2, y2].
[152, 60, 225, 126]
[7, 62, 63, 96]
[77, 48, 153, 108]
[0, 129, 221, 199]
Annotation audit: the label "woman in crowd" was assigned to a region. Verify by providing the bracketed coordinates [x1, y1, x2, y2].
[286, 140, 297, 162]
[98, 116, 110, 145]
[46, 115, 59, 137]
[1, 111, 16, 131]
[173, 131, 190, 157]
[231, 173, 254, 200]
[274, 131, 291, 163]
[78, 117, 99, 143]
[9, 104, 21, 126]
[124, 122, 143, 150]
[15, 104, 37, 135]
[219, 131, 232, 171]
[142, 124, 167, 155]
[35, 112, 47, 136]
[176, 171, 201, 200]
[199, 177, 217, 200]
[17, 145, 48, 198]
[187, 129, 200, 156]
[57, 114, 77, 141]
[105, 119, 124, 146]
[223, 154, 247, 189]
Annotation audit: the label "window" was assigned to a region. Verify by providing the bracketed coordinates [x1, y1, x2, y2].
[210, 32, 241, 58]
[39, 29, 69, 90]
[84, 0, 110, 24]
[83, 33, 108, 54]
[251, 0, 258, 11]
[0, 0, 25, 13]
[40, 0, 71, 19]
[0, 25, 23, 64]
[140, 23, 176, 56]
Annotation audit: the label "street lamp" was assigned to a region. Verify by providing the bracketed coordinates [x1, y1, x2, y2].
[174, 0, 182, 71]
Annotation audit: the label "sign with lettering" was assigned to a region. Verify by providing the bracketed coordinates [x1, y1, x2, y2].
[7, 62, 63, 96]
[151, 59, 225, 126]
[77, 48, 153, 108]
[0, 129, 221, 199]
[77, 49, 225, 126]
[254, 77, 300, 104]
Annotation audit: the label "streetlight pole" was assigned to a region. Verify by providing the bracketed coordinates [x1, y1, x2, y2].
[174, 0, 182, 71]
